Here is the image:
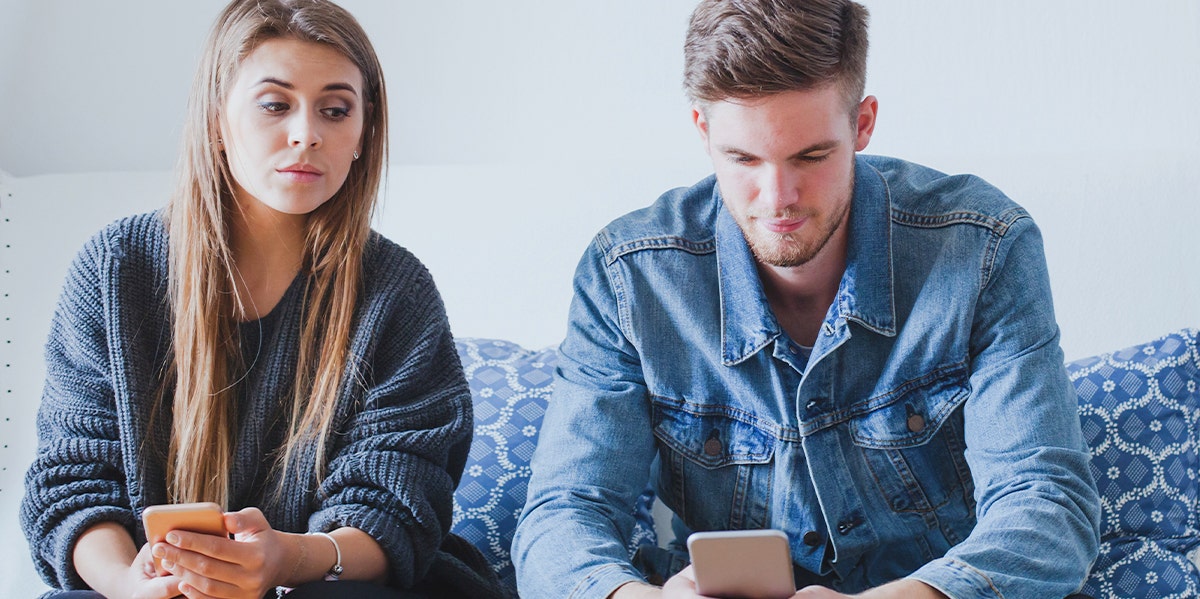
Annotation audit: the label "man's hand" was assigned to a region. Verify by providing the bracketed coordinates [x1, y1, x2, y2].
[795, 579, 947, 598]
[611, 566, 947, 599]
[610, 565, 718, 599]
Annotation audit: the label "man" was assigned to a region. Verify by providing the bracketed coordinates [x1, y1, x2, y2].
[512, 1, 1100, 597]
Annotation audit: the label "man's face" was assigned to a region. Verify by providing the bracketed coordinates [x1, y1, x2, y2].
[695, 86, 876, 268]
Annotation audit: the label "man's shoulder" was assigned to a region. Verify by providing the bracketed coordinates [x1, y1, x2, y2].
[594, 174, 721, 260]
[863, 155, 1029, 233]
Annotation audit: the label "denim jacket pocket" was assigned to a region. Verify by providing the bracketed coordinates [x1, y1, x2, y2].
[651, 400, 775, 530]
[848, 371, 974, 516]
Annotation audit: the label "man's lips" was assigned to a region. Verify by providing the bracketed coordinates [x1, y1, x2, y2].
[761, 217, 806, 233]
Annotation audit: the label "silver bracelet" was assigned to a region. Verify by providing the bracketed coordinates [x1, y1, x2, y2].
[307, 531, 344, 580]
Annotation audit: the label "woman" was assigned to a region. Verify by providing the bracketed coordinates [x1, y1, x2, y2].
[20, 1, 502, 598]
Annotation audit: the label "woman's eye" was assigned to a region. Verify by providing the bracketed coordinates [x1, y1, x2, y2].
[257, 101, 288, 113]
[321, 106, 351, 119]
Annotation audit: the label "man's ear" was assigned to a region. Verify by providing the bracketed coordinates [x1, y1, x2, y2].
[855, 95, 878, 152]
[692, 104, 711, 146]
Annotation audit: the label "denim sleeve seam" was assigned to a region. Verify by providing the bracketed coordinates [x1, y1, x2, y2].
[978, 212, 1030, 290]
[925, 556, 1005, 599]
[950, 556, 1005, 599]
[602, 247, 634, 339]
[569, 563, 643, 599]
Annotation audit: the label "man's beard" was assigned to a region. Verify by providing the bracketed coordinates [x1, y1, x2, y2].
[738, 183, 853, 268]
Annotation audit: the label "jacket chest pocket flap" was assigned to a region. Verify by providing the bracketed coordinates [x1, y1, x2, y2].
[848, 371, 972, 514]
[651, 402, 776, 528]
[653, 404, 775, 468]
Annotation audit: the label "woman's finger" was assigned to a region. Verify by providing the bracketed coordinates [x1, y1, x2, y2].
[165, 529, 260, 568]
[161, 546, 240, 586]
[175, 566, 243, 599]
[224, 506, 271, 541]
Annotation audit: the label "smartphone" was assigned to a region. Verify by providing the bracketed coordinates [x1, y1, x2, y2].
[141, 502, 228, 574]
[687, 529, 796, 599]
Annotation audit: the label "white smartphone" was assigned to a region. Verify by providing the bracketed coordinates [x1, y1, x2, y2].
[141, 502, 228, 575]
[687, 529, 796, 599]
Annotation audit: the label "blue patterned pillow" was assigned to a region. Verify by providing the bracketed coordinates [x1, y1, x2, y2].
[1072, 329, 1200, 598]
[451, 338, 657, 592]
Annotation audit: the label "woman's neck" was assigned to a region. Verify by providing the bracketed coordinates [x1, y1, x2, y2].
[229, 199, 307, 321]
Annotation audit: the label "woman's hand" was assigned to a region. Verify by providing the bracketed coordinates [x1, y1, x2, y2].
[154, 507, 291, 599]
[123, 542, 185, 599]
[73, 521, 182, 599]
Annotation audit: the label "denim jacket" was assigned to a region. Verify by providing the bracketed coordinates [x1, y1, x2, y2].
[513, 155, 1101, 599]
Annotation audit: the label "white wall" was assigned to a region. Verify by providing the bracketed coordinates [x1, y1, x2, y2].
[1, 1, 1197, 352]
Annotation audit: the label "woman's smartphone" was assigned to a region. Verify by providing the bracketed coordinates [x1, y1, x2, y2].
[687, 529, 796, 599]
[141, 502, 228, 574]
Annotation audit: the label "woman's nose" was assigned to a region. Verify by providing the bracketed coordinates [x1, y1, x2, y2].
[288, 115, 321, 149]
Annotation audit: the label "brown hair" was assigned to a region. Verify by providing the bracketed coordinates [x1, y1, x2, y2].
[164, 0, 387, 507]
[684, 0, 870, 110]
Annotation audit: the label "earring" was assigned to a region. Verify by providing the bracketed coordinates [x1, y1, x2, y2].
[353, 150, 360, 160]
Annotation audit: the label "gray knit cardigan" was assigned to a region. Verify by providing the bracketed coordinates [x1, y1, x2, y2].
[20, 212, 485, 594]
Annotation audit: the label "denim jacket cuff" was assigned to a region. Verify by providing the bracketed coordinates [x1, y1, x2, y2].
[568, 563, 647, 599]
[909, 557, 1003, 599]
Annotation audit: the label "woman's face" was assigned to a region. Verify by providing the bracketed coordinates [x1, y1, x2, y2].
[219, 37, 365, 217]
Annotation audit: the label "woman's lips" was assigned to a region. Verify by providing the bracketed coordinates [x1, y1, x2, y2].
[277, 167, 322, 183]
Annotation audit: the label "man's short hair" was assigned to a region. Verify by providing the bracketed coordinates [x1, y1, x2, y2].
[683, 0, 870, 111]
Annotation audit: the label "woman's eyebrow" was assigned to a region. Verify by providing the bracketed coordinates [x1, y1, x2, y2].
[255, 77, 359, 95]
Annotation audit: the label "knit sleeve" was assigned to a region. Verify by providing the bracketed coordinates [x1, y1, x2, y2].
[308, 252, 472, 588]
[20, 229, 137, 590]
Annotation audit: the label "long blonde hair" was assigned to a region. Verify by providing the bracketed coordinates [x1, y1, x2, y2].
[164, 0, 388, 507]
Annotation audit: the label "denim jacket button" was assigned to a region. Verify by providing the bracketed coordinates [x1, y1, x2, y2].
[703, 437, 723, 456]
[837, 521, 854, 535]
[802, 530, 822, 546]
[907, 413, 926, 433]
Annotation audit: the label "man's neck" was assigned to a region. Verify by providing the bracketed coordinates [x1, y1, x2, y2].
[757, 226, 848, 347]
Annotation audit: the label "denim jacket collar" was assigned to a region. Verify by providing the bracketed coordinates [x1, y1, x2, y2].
[717, 155, 897, 366]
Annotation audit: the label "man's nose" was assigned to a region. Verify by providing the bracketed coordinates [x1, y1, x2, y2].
[758, 166, 799, 211]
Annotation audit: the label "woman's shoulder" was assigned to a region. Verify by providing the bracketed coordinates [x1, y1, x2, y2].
[358, 231, 445, 317]
[70, 210, 167, 273]
[362, 231, 434, 291]
[79, 210, 166, 255]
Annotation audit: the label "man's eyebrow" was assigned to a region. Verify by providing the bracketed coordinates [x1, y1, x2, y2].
[716, 139, 840, 158]
[255, 78, 359, 95]
[787, 140, 839, 159]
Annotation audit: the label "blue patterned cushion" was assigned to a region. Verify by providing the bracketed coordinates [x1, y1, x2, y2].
[1072, 329, 1200, 598]
[451, 338, 657, 592]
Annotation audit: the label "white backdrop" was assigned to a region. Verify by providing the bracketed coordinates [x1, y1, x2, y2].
[1, 0, 1195, 356]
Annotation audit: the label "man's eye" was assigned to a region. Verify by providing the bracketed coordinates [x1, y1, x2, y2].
[733, 156, 756, 165]
[257, 101, 288, 113]
[321, 107, 351, 119]
[800, 154, 830, 163]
